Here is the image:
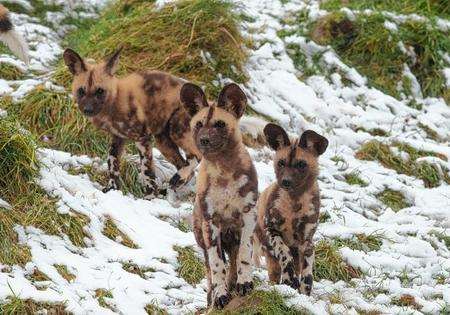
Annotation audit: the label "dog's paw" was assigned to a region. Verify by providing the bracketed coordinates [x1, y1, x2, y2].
[236, 281, 253, 296]
[213, 293, 231, 309]
[169, 173, 185, 190]
[282, 276, 300, 290]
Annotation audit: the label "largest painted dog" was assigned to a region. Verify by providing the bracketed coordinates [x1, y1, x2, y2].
[63, 48, 201, 198]
[180, 82, 258, 309]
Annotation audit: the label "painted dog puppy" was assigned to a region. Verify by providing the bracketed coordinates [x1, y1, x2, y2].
[63, 48, 201, 198]
[0, 4, 29, 63]
[254, 123, 328, 295]
[180, 83, 258, 309]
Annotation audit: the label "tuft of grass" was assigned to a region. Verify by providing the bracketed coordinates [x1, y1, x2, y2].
[344, 171, 368, 186]
[54, 0, 248, 97]
[418, 122, 441, 142]
[0, 296, 68, 315]
[211, 289, 304, 315]
[430, 231, 450, 250]
[54, 265, 76, 282]
[307, 11, 449, 101]
[319, 211, 331, 223]
[0, 63, 25, 80]
[103, 217, 138, 248]
[122, 262, 155, 279]
[334, 234, 383, 252]
[145, 303, 168, 315]
[377, 188, 411, 212]
[356, 140, 450, 188]
[95, 289, 113, 309]
[174, 246, 205, 285]
[320, 0, 449, 19]
[4, 87, 110, 157]
[314, 240, 361, 282]
[355, 127, 389, 137]
[391, 294, 421, 309]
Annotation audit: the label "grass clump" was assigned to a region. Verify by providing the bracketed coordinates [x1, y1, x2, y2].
[174, 246, 205, 285]
[344, 171, 368, 186]
[391, 294, 421, 309]
[54, 264, 76, 282]
[377, 189, 411, 212]
[4, 87, 109, 157]
[307, 11, 449, 101]
[211, 289, 303, 315]
[103, 217, 138, 248]
[55, 0, 248, 97]
[314, 240, 361, 282]
[95, 289, 113, 309]
[145, 303, 168, 315]
[0, 296, 68, 315]
[122, 262, 155, 279]
[356, 140, 450, 188]
[335, 234, 383, 252]
[0, 63, 25, 80]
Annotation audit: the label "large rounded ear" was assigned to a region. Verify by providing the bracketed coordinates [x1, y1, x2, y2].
[299, 130, 328, 155]
[217, 83, 247, 119]
[104, 48, 122, 76]
[180, 83, 209, 116]
[263, 123, 291, 151]
[63, 49, 86, 75]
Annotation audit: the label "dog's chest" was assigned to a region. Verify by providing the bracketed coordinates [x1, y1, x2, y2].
[92, 116, 148, 141]
[204, 173, 254, 219]
[269, 194, 317, 246]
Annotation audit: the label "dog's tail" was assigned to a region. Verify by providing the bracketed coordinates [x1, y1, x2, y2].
[0, 4, 29, 64]
[239, 115, 268, 148]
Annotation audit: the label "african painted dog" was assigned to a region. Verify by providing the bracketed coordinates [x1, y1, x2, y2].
[254, 123, 328, 295]
[63, 48, 201, 198]
[0, 4, 29, 63]
[180, 83, 258, 309]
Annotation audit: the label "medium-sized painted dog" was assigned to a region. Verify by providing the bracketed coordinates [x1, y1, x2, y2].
[63, 48, 201, 198]
[181, 83, 258, 309]
[254, 123, 328, 295]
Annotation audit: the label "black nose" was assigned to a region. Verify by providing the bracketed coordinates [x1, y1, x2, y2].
[281, 179, 291, 188]
[200, 137, 210, 146]
[83, 108, 94, 115]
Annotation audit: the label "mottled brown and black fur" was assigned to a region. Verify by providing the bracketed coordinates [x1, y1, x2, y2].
[63, 48, 201, 198]
[254, 123, 328, 295]
[180, 83, 258, 309]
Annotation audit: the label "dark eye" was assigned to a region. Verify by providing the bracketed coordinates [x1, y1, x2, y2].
[214, 120, 225, 128]
[295, 160, 307, 169]
[95, 88, 105, 98]
[195, 121, 203, 129]
[278, 159, 285, 168]
[77, 87, 85, 97]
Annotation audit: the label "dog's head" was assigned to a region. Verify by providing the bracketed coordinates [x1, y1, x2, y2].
[63, 48, 121, 117]
[180, 83, 247, 159]
[264, 123, 328, 192]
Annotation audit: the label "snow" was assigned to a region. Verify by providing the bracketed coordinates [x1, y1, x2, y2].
[0, 0, 449, 314]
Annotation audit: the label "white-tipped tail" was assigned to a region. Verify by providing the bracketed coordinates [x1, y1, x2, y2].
[0, 28, 29, 64]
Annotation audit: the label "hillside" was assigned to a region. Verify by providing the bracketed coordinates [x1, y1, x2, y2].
[0, 0, 449, 314]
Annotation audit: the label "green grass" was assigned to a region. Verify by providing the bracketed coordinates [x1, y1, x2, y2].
[174, 246, 205, 285]
[54, 0, 248, 97]
[0, 296, 68, 315]
[334, 234, 383, 252]
[211, 289, 304, 315]
[4, 87, 110, 157]
[377, 189, 411, 212]
[0, 63, 25, 80]
[356, 140, 450, 188]
[122, 262, 156, 279]
[103, 217, 138, 248]
[314, 240, 361, 282]
[300, 9, 449, 102]
[95, 289, 113, 309]
[54, 264, 76, 282]
[145, 303, 168, 315]
[344, 171, 368, 186]
[320, 0, 449, 19]
[418, 123, 441, 142]
[430, 231, 450, 250]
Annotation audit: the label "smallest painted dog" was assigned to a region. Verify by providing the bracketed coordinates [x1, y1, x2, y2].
[181, 83, 258, 309]
[254, 123, 328, 295]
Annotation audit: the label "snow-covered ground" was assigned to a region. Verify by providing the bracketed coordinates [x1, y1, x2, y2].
[1, 0, 449, 314]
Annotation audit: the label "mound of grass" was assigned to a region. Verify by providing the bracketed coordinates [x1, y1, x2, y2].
[4, 87, 109, 157]
[314, 240, 361, 282]
[335, 234, 383, 252]
[356, 140, 450, 188]
[320, 0, 449, 19]
[95, 289, 113, 309]
[0, 296, 68, 315]
[0, 63, 25, 80]
[54, 0, 247, 97]
[377, 188, 411, 212]
[212, 289, 303, 315]
[344, 171, 368, 186]
[122, 262, 155, 279]
[54, 264, 76, 282]
[174, 246, 205, 285]
[145, 303, 168, 315]
[307, 11, 449, 101]
[103, 217, 138, 248]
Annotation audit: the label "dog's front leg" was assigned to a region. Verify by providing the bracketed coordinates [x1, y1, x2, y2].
[103, 136, 125, 192]
[236, 208, 256, 296]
